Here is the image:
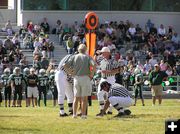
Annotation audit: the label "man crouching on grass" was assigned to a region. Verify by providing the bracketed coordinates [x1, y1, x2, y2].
[96, 81, 133, 117]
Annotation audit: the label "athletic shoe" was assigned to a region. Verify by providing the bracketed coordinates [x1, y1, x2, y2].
[114, 112, 125, 117]
[124, 109, 131, 115]
[69, 111, 73, 115]
[81, 115, 87, 119]
[59, 113, 68, 117]
[96, 110, 106, 116]
[72, 115, 78, 119]
[142, 104, 145, 106]
[107, 111, 113, 115]
[77, 113, 82, 116]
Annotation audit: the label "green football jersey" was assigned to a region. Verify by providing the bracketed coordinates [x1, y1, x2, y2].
[38, 75, 49, 87]
[9, 73, 25, 86]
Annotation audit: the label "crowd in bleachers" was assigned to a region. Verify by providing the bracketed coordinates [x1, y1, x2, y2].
[0, 17, 180, 107]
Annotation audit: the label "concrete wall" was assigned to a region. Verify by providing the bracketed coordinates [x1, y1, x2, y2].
[20, 10, 180, 33]
[0, 9, 16, 23]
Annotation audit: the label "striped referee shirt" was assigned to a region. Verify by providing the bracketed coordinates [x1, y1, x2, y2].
[100, 58, 121, 78]
[108, 83, 133, 98]
[58, 54, 74, 74]
[58, 54, 74, 84]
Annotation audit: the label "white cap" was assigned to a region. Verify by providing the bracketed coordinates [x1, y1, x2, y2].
[154, 64, 159, 67]
[100, 47, 110, 53]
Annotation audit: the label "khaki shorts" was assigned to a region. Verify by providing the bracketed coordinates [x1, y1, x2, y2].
[27, 86, 38, 98]
[151, 85, 163, 97]
[74, 76, 92, 97]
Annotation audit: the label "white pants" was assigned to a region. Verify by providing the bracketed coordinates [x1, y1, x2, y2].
[109, 96, 133, 109]
[97, 76, 115, 102]
[55, 70, 74, 104]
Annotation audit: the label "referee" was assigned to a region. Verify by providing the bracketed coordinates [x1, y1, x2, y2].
[55, 54, 74, 117]
[97, 47, 121, 115]
[97, 81, 133, 117]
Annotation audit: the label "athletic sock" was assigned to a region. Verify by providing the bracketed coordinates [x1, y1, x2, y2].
[68, 103, 73, 112]
[59, 104, 65, 114]
[99, 101, 104, 110]
[113, 103, 124, 113]
[108, 104, 113, 112]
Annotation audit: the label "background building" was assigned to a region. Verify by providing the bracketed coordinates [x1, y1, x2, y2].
[0, 0, 180, 32]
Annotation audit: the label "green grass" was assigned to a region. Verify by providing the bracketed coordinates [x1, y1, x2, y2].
[0, 99, 180, 134]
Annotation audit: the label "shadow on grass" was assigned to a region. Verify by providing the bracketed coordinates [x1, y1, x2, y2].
[0, 115, 31, 118]
[0, 127, 40, 132]
[105, 114, 157, 120]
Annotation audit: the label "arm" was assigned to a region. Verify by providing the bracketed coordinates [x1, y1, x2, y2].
[101, 67, 121, 75]
[99, 99, 110, 116]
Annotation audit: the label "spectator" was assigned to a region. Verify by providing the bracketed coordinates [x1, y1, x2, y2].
[4, 20, 13, 36]
[158, 24, 166, 37]
[166, 65, 173, 76]
[160, 60, 167, 71]
[40, 17, 50, 33]
[41, 56, 49, 70]
[47, 42, 55, 59]
[0, 43, 7, 60]
[12, 34, 20, 48]
[144, 60, 152, 75]
[66, 37, 74, 54]
[3, 36, 14, 51]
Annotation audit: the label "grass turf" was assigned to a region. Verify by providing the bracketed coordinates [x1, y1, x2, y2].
[0, 99, 180, 134]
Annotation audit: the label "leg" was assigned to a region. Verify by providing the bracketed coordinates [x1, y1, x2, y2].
[73, 97, 81, 117]
[134, 87, 138, 106]
[55, 71, 66, 115]
[38, 89, 42, 107]
[12, 89, 17, 107]
[139, 87, 145, 106]
[43, 89, 47, 106]
[157, 95, 162, 105]
[65, 80, 74, 114]
[81, 96, 88, 118]
[152, 96, 156, 105]
[4, 88, 8, 107]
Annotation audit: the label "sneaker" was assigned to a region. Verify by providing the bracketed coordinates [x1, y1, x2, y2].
[114, 112, 125, 117]
[81, 115, 87, 119]
[124, 109, 131, 115]
[107, 111, 113, 115]
[59, 113, 68, 117]
[142, 104, 145, 106]
[96, 110, 106, 116]
[96, 112, 104, 117]
[69, 111, 73, 115]
[72, 115, 78, 119]
[77, 113, 82, 116]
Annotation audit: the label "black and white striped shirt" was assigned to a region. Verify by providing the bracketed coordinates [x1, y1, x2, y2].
[108, 83, 133, 98]
[58, 54, 74, 84]
[58, 54, 74, 75]
[100, 58, 121, 78]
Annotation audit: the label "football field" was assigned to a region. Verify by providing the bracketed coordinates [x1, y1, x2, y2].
[0, 99, 180, 134]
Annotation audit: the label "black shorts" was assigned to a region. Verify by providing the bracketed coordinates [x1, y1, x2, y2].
[4, 87, 12, 100]
[51, 87, 58, 100]
[0, 91, 2, 103]
[13, 86, 22, 100]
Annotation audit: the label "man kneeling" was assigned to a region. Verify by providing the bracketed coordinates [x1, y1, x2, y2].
[97, 81, 133, 117]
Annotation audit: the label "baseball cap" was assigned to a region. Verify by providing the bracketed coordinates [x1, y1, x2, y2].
[100, 47, 110, 53]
